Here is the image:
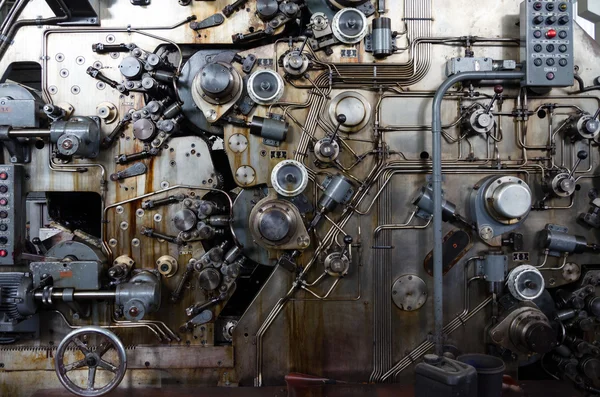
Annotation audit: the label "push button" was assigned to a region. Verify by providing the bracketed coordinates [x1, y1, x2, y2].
[534, 44, 543, 52]
[534, 58, 543, 67]
[0, 224, 8, 232]
[546, 29, 557, 39]
[0, 185, 8, 194]
[0, 172, 8, 181]
[546, 44, 555, 52]
[0, 249, 8, 257]
[559, 58, 568, 67]
[546, 2, 555, 11]
[533, 2, 542, 10]
[558, 44, 567, 53]
[558, 30, 568, 39]
[546, 72, 555, 80]
[546, 58, 555, 66]
[533, 30, 542, 38]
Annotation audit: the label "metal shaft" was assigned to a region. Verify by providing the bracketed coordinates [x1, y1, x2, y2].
[34, 290, 117, 300]
[8, 129, 51, 138]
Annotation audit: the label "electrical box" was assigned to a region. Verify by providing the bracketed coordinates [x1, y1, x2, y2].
[0, 165, 24, 265]
[520, 0, 574, 87]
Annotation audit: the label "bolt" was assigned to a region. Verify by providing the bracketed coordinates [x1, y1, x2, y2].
[61, 139, 74, 150]
[129, 307, 139, 317]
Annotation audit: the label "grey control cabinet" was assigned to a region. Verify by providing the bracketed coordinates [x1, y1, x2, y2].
[520, 0, 574, 87]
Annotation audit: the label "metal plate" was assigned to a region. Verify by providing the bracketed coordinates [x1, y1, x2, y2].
[391, 275, 428, 312]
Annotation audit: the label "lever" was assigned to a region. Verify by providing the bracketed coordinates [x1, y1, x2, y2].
[141, 227, 181, 245]
[222, 0, 249, 17]
[86, 67, 129, 95]
[340, 235, 353, 259]
[568, 150, 588, 179]
[484, 85, 503, 113]
[171, 262, 194, 303]
[142, 194, 185, 210]
[32, 237, 47, 255]
[102, 113, 132, 149]
[115, 148, 158, 165]
[330, 113, 346, 142]
[92, 43, 130, 54]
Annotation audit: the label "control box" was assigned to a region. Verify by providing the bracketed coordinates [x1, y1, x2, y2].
[0, 165, 24, 265]
[520, 0, 574, 87]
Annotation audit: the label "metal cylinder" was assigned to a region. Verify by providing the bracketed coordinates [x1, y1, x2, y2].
[372, 17, 393, 58]
[318, 175, 354, 212]
[539, 229, 587, 254]
[556, 308, 577, 322]
[249, 116, 289, 143]
[413, 186, 456, 221]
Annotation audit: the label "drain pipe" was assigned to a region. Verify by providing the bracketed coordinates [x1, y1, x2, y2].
[431, 70, 525, 355]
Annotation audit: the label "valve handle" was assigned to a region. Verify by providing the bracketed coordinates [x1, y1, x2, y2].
[55, 327, 127, 397]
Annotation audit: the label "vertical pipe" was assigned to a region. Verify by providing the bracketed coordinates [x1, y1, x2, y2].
[431, 71, 524, 355]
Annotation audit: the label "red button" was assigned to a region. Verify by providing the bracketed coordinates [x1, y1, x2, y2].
[0, 172, 8, 180]
[0, 250, 8, 257]
[546, 29, 557, 39]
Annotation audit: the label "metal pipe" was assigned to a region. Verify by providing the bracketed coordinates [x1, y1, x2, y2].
[431, 70, 525, 355]
[7, 128, 51, 138]
[34, 290, 117, 300]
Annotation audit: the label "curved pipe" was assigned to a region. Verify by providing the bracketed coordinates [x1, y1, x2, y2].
[431, 70, 525, 355]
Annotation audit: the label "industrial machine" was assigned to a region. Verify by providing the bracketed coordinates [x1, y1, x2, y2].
[0, 0, 600, 395]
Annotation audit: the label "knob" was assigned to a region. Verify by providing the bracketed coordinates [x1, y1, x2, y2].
[0, 237, 8, 245]
[533, 16, 545, 25]
[568, 151, 588, 179]
[494, 85, 504, 94]
[546, 16, 557, 25]
[343, 235, 353, 245]
[558, 15, 569, 25]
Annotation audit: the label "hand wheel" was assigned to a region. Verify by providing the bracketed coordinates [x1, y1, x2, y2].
[55, 326, 127, 397]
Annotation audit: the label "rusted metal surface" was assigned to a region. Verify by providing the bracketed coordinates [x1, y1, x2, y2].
[0, 0, 599, 395]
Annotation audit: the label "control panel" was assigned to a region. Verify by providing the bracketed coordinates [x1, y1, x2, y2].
[520, 0, 574, 87]
[0, 165, 23, 265]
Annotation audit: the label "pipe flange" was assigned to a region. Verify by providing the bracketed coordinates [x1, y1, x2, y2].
[331, 8, 368, 44]
[483, 176, 532, 224]
[328, 91, 372, 133]
[507, 265, 545, 301]
[314, 138, 340, 162]
[270, 160, 308, 197]
[282, 51, 309, 77]
[247, 69, 285, 105]
[310, 12, 329, 31]
[156, 255, 179, 278]
[324, 252, 350, 277]
[550, 172, 576, 197]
